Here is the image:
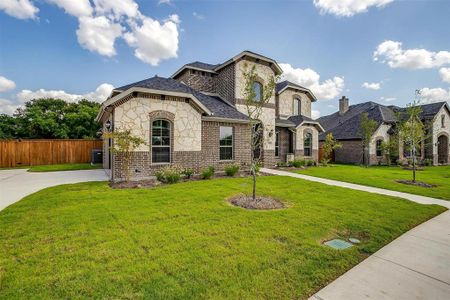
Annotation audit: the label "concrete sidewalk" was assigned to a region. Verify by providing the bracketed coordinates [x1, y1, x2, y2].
[0, 168, 108, 211]
[261, 168, 450, 300]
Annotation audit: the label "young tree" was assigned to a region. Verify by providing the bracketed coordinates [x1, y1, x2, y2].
[103, 129, 147, 182]
[242, 64, 277, 200]
[359, 112, 378, 167]
[321, 133, 341, 166]
[398, 100, 425, 182]
[380, 136, 399, 166]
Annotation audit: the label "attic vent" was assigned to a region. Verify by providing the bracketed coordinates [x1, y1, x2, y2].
[160, 95, 166, 100]
[185, 98, 190, 103]
[132, 92, 138, 98]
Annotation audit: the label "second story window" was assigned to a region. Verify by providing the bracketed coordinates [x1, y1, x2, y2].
[293, 98, 301, 115]
[253, 81, 262, 102]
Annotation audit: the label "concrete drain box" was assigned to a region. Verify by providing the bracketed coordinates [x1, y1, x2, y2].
[324, 239, 353, 250]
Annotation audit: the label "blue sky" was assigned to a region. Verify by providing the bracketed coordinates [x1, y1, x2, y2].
[1, 0, 450, 117]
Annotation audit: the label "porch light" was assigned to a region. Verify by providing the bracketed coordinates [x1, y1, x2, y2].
[105, 120, 112, 131]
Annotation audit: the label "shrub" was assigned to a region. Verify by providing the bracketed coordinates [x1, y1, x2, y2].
[224, 164, 240, 176]
[422, 158, 433, 166]
[254, 163, 261, 174]
[276, 162, 288, 167]
[182, 168, 194, 179]
[155, 165, 182, 184]
[291, 159, 305, 168]
[306, 159, 316, 166]
[201, 166, 215, 179]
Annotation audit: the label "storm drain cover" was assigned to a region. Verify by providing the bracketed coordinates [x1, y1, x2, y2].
[324, 239, 353, 250]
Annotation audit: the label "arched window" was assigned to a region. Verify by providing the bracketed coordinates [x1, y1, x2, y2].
[253, 81, 262, 102]
[304, 132, 312, 157]
[376, 139, 383, 157]
[151, 119, 171, 163]
[293, 98, 301, 115]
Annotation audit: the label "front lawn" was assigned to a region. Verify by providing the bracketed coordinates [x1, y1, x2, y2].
[294, 164, 450, 200]
[28, 163, 102, 172]
[0, 177, 445, 299]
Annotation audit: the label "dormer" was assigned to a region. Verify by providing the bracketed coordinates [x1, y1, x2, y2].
[171, 61, 218, 93]
[275, 81, 317, 119]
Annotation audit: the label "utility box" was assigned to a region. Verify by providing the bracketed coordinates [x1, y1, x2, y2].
[91, 149, 103, 164]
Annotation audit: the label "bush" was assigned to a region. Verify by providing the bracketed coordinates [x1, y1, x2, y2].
[291, 159, 305, 168]
[155, 165, 182, 184]
[201, 166, 215, 179]
[182, 168, 194, 179]
[276, 162, 288, 167]
[306, 159, 316, 166]
[422, 158, 433, 166]
[224, 164, 240, 176]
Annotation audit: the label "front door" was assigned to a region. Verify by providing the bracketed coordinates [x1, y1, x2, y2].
[438, 135, 448, 164]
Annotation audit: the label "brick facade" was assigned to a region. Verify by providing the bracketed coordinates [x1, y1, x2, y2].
[215, 63, 235, 104]
[176, 69, 216, 93]
[334, 140, 363, 164]
[112, 120, 252, 181]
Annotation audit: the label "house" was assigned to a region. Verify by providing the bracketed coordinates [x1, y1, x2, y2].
[318, 96, 450, 165]
[96, 51, 323, 181]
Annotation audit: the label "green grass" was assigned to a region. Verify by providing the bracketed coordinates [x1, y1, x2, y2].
[0, 177, 445, 299]
[294, 165, 450, 200]
[27, 163, 102, 172]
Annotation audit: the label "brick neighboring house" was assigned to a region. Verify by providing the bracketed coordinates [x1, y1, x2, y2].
[318, 96, 450, 165]
[96, 51, 324, 181]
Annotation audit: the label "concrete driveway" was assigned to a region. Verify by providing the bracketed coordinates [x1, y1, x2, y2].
[0, 168, 108, 211]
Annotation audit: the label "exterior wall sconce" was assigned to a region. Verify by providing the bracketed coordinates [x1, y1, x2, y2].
[105, 120, 112, 132]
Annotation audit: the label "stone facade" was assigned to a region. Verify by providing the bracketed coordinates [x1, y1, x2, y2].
[277, 89, 312, 118]
[431, 105, 450, 165]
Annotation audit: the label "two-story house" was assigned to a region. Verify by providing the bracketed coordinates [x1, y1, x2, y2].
[96, 51, 323, 181]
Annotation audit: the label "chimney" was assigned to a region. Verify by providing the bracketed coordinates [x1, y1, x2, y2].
[339, 96, 349, 115]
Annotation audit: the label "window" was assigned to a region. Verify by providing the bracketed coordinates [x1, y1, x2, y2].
[304, 132, 312, 156]
[220, 126, 233, 160]
[293, 98, 301, 115]
[376, 139, 383, 157]
[275, 131, 280, 157]
[253, 81, 262, 102]
[442, 115, 445, 128]
[151, 120, 171, 163]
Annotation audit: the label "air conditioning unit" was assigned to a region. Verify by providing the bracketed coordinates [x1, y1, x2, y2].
[91, 149, 103, 164]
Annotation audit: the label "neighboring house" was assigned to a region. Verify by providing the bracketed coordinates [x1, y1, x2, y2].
[318, 97, 450, 165]
[96, 51, 323, 181]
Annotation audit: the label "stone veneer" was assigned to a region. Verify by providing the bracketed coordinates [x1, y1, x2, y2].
[277, 89, 312, 119]
[114, 96, 202, 152]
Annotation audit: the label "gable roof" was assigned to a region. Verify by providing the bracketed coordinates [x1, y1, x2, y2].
[390, 101, 449, 120]
[99, 76, 249, 122]
[318, 102, 396, 140]
[170, 61, 218, 78]
[214, 50, 283, 75]
[276, 80, 317, 101]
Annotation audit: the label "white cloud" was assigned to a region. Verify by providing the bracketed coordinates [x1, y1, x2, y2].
[313, 0, 393, 17]
[94, 0, 139, 19]
[0, 98, 19, 115]
[417, 88, 450, 104]
[158, 0, 172, 5]
[362, 82, 381, 90]
[124, 15, 179, 66]
[279, 63, 344, 100]
[16, 83, 114, 104]
[374, 40, 450, 69]
[0, 0, 39, 20]
[0, 75, 16, 92]
[76, 16, 123, 57]
[380, 96, 396, 102]
[47, 0, 92, 17]
[193, 12, 204, 20]
[439, 67, 450, 84]
[312, 110, 321, 119]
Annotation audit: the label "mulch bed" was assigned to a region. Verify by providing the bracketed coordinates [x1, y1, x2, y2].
[110, 171, 272, 189]
[396, 180, 436, 188]
[228, 194, 285, 210]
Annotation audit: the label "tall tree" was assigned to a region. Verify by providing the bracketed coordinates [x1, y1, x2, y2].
[359, 112, 378, 167]
[242, 64, 277, 200]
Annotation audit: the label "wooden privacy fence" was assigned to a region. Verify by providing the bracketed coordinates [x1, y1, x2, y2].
[0, 139, 102, 168]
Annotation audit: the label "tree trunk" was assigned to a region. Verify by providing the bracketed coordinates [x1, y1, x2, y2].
[412, 146, 416, 183]
[252, 166, 257, 201]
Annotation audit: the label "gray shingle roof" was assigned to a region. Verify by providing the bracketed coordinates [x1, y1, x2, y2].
[288, 114, 315, 126]
[276, 81, 308, 94]
[185, 61, 218, 70]
[318, 101, 448, 141]
[275, 119, 296, 127]
[115, 76, 249, 121]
